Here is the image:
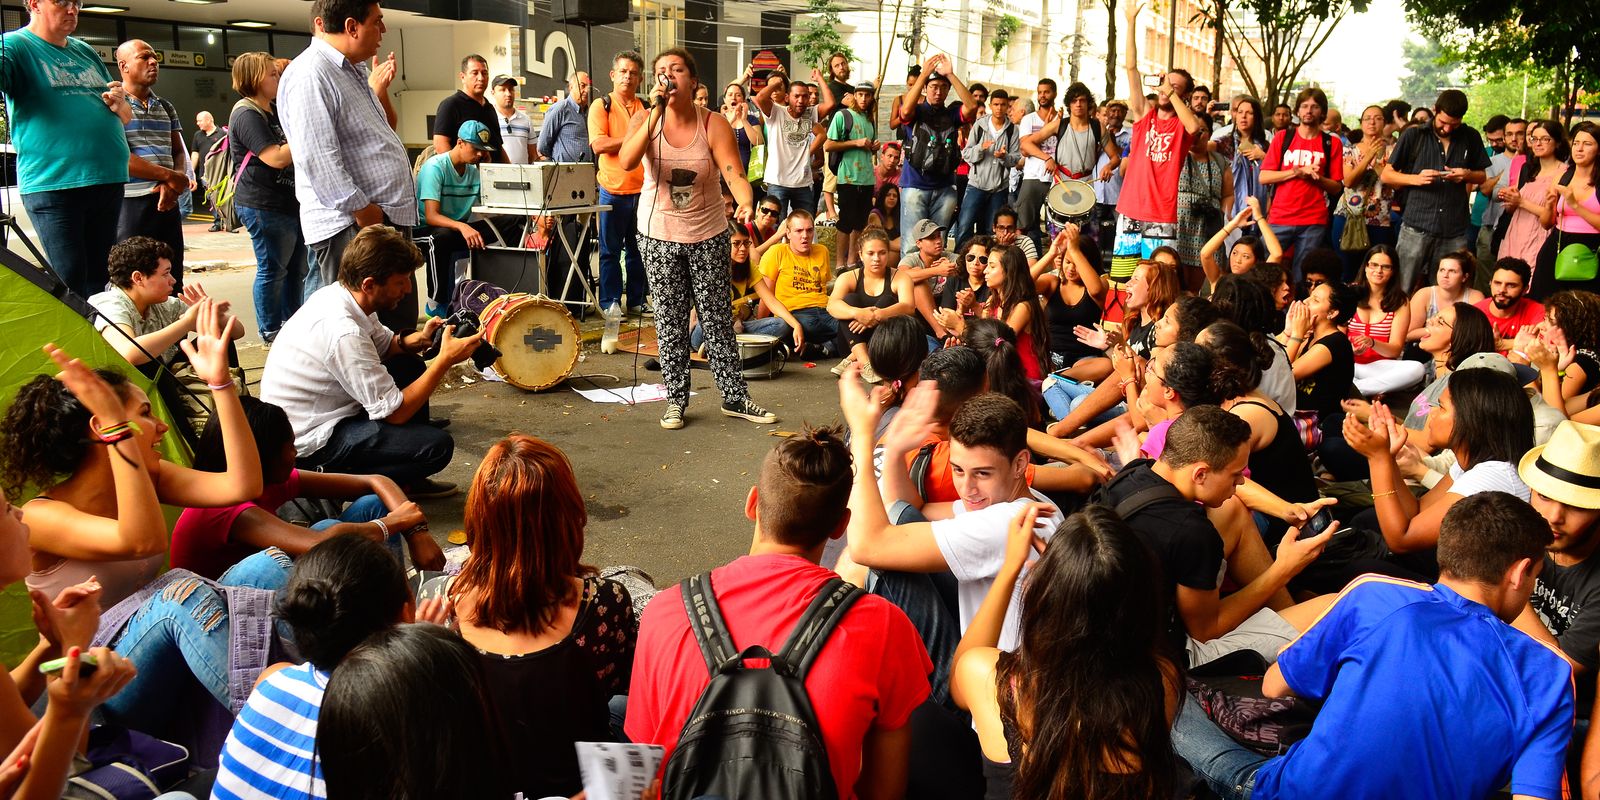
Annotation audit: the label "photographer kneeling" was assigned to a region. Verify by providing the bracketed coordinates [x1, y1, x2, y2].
[261, 225, 484, 497]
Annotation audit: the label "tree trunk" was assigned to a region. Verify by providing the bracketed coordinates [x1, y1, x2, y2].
[1104, 0, 1119, 102]
[1210, 0, 1225, 95]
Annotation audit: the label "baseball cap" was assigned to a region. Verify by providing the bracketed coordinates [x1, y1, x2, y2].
[912, 219, 945, 241]
[458, 120, 495, 152]
[492, 75, 518, 90]
[854, 80, 876, 95]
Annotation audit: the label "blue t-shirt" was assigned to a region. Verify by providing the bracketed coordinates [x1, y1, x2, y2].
[213, 662, 328, 799]
[898, 102, 965, 190]
[0, 29, 129, 193]
[1253, 577, 1574, 800]
[416, 152, 479, 224]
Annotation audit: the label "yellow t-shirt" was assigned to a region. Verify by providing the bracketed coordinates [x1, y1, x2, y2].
[759, 244, 831, 311]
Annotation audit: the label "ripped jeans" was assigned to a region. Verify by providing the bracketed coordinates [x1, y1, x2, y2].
[100, 548, 293, 727]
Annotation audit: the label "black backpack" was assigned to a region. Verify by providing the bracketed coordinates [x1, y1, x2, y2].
[827, 110, 855, 174]
[661, 573, 862, 800]
[907, 106, 960, 180]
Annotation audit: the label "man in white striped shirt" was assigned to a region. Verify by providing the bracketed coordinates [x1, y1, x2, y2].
[278, 0, 418, 333]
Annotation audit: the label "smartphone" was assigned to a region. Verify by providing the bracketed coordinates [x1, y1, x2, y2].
[39, 653, 98, 678]
[1305, 508, 1335, 536]
[1141, 74, 1161, 89]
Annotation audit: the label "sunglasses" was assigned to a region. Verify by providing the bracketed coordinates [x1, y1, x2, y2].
[966, 254, 988, 264]
[758, 207, 779, 216]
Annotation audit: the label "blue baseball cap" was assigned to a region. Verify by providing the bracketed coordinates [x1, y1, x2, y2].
[458, 120, 495, 151]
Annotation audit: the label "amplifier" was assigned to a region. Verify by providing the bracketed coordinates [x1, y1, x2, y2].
[478, 162, 598, 210]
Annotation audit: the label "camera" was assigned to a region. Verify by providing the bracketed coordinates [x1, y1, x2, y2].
[423, 309, 502, 371]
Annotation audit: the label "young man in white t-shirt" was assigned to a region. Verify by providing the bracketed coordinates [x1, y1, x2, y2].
[754, 76, 832, 217]
[841, 376, 1063, 700]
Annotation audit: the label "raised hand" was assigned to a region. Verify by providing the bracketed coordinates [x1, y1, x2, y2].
[368, 52, 397, 95]
[43, 344, 128, 427]
[1111, 419, 1143, 467]
[838, 361, 887, 435]
[1001, 503, 1054, 574]
[878, 378, 941, 456]
[29, 580, 102, 654]
[177, 298, 238, 387]
[1074, 324, 1110, 351]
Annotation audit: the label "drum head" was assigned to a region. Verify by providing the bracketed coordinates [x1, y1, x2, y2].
[1045, 179, 1097, 221]
[484, 296, 580, 391]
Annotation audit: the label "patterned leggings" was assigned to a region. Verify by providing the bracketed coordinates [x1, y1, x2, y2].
[638, 232, 751, 407]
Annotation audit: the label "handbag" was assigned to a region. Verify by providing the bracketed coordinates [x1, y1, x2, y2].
[1555, 228, 1598, 283]
[63, 725, 191, 800]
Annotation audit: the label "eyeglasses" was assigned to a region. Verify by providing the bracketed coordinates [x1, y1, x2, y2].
[992, 224, 1017, 232]
[966, 254, 988, 264]
[730, 240, 750, 247]
[1305, 278, 1327, 287]
[1366, 261, 1394, 270]
[42, 0, 82, 8]
[1528, 135, 1554, 144]
[1145, 361, 1164, 383]
[1429, 315, 1454, 329]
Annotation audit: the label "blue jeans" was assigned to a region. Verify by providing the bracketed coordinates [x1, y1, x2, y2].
[900, 185, 959, 256]
[101, 548, 294, 727]
[1170, 695, 1271, 800]
[299, 356, 453, 484]
[954, 185, 1007, 245]
[1396, 222, 1468, 294]
[763, 183, 817, 218]
[598, 189, 644, 310]
[1267, 222, 1329, 283]
[310, 494, 402, 561]
[866, 501, 961, 708]
[744, 307, 840, 356]
[21, 182, 124, 298]
[239, 205, 309, 340]
[1042, 379, 1126, 427]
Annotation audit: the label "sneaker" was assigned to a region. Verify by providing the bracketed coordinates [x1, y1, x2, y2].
[423, 300, 446, 319]
[830, 355, 856, 376]
[721, 398, 777, 424]
[407, 478, 459, 499]
[660, 402, 686, 430]
[861, 363, 882, 384]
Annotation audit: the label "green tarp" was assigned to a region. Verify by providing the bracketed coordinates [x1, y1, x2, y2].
[0, 253, 190, 663]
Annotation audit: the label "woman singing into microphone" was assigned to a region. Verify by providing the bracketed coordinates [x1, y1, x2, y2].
[619, 48, 777, 431]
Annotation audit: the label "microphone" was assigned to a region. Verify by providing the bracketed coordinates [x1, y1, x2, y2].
[655, 73, 670, 108]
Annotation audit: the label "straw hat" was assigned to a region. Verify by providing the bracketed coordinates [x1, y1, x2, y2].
[1519, 420, 1600, 510]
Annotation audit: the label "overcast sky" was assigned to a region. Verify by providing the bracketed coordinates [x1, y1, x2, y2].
[1301, 0, 1414, 112]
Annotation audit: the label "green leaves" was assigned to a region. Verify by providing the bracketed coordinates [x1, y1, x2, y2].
[795, 0, 856, 73]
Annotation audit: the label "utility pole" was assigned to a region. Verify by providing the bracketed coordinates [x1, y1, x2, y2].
[910, 0, 925, 62]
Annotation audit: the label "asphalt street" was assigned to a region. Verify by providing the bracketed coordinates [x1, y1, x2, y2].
[186, 223, 849, 586]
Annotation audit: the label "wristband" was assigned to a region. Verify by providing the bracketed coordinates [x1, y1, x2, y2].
[94, 420, 142, 443]
[1511, 350, 1528, 360]
[206, 379, 235, 392]
[373, 518, 390, 538]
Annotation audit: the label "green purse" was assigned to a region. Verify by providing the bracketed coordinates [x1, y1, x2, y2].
[1555, 229, 1599, 283]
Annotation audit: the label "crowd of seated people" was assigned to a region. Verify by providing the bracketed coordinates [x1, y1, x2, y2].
[13, 37, 1600, 800]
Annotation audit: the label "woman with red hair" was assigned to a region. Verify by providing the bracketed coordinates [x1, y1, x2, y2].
[426, 434, 636, 800]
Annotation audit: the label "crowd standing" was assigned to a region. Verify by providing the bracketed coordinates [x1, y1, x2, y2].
[9, 0, 1600, 797]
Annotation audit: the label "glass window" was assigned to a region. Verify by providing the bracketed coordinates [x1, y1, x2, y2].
[123, 21, 175, 51]
[225, 30, 270, 60]
[73, 15, 119, 49]
[176, 26, 224, 69]
[272, 33, 313, 59]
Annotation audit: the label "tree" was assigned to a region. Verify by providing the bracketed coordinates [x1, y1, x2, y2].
[1462, 71, 1562, 128]
[1199, 0, 1371, 110]
[1398, 35, 1456, 109]
[794, 0, 855, 71]
[1102, 0, 1120, 102]
[1403, 0, 1599, 118]
[991, 14, 1022, 63]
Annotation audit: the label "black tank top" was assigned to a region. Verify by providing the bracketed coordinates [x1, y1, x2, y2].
[1047, 284, 1104, 363]
[843, 266, 900, 311]
[1233, 399, 1318, 504]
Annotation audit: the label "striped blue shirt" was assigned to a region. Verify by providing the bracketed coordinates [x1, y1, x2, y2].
[211, 662, 327, 800]
[123, 91, 180, 199]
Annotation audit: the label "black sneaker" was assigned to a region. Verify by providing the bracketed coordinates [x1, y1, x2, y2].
[407, 478, 459, 499]
[721, 398, 777, 424]
[660, 402, 686, 430]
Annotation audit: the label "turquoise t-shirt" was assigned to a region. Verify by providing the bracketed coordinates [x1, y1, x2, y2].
[828, 108, 877, 187]
[0, 29, 129, 193]
[415, 152, 479, 223]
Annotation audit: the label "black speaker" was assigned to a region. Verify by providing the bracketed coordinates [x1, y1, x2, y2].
[550, 0, 629, 25]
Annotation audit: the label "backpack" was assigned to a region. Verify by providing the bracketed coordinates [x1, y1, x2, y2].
[826, 109, 855, 174]
[204, 99, 266, 231]
[907, 106, 960, 180]
[660, 573, 861, 800]
[1185, 651, 1317, 756]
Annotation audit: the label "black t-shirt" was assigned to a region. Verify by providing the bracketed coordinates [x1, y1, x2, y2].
[1388, 124, 1492, 236]
[826, 79, 853, 122]
[228, 102, 296, 213]
[433, 90, 504, 159]
[191, 127, 224, 173]
[1296, 331, 1355, 416]
[1100, 459, 1223, 658]
[1532, 553, 1600, 715]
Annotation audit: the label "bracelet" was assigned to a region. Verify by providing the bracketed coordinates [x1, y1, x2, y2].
[1511, 350, 1528, 360]
[206, 379, 235, 392]
[1287, 334, 1305, 342]
[1371, 490, 1396, 500]
[1558, 370, 1568, 379]
[1118, 378, 1137, 390]
[403, 524, 431, 537]
[96, 428, 137, 445]
[373, 518, 390, 538]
